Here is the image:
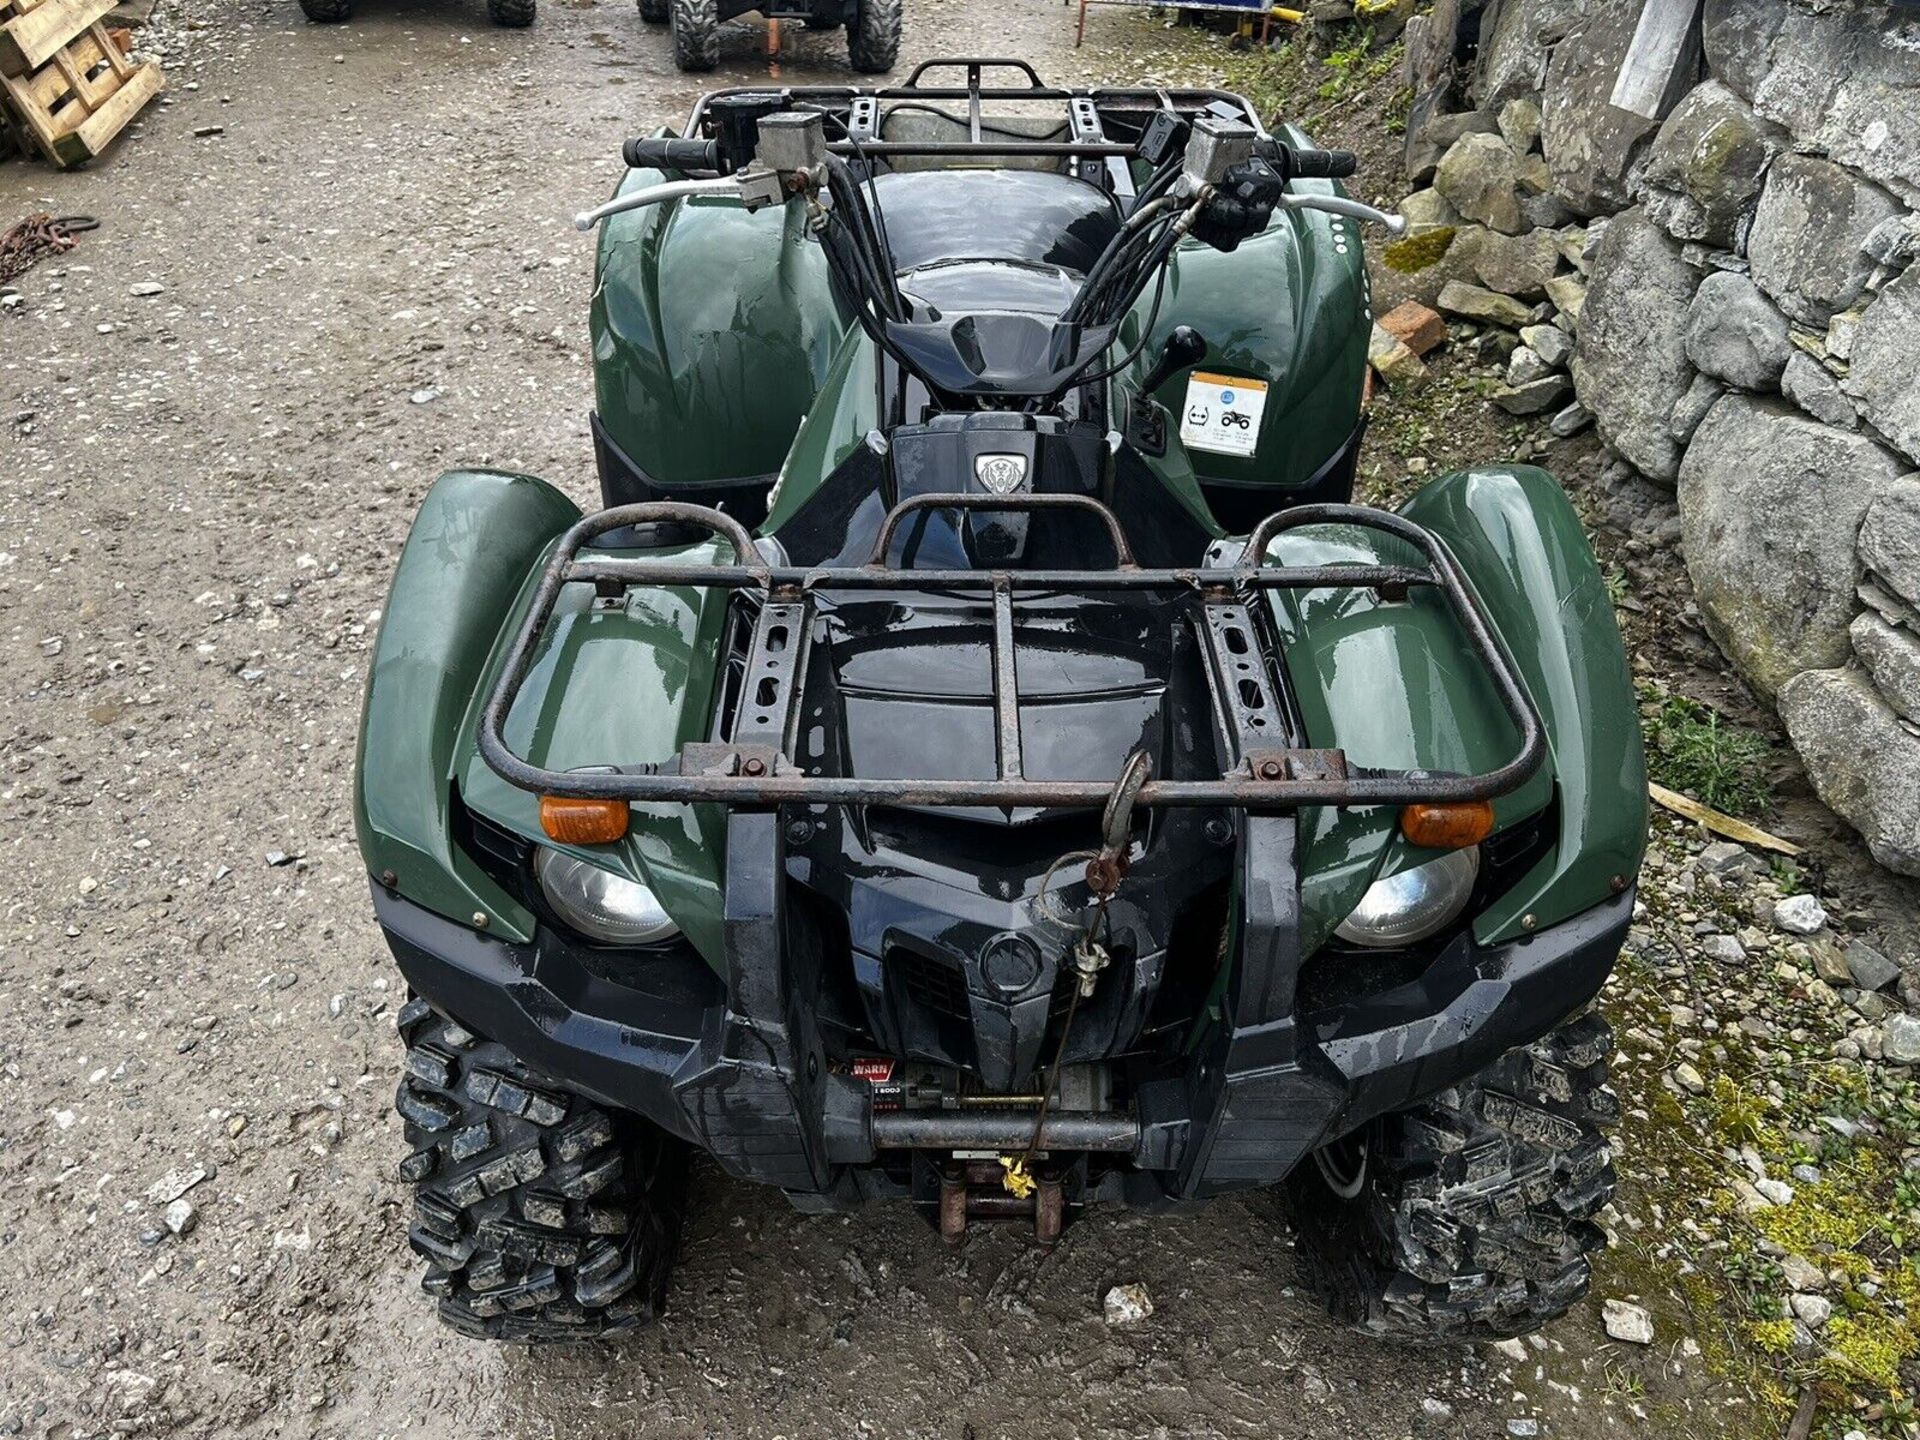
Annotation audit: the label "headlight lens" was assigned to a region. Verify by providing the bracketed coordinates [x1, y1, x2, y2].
[535, 848, 680, 946]
[1335, 848, 1480, 948]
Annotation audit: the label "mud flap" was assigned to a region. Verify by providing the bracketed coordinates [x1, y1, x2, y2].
[671, 811, 832, 1191]
[1162, 814, 1345, 1198]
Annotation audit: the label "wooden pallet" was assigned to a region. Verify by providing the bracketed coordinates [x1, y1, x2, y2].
[0, 17, 160, 167]
[0, 0, 117, 76]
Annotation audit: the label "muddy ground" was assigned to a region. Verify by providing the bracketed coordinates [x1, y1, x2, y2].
[0, 3, 1906, 1438]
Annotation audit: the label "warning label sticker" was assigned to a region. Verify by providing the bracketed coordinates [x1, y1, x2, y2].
[1179, 371, 1268, 459]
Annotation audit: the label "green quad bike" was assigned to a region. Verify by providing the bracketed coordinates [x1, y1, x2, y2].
[357, 59, 1645, 1344]
[298, 0, 535, 25]
[642, 0, 899, 73]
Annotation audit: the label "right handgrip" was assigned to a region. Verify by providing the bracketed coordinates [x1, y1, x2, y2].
[622, 136, 724, 173]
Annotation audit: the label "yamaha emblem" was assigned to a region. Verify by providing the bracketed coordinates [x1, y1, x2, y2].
[974, 453, 1028, 494]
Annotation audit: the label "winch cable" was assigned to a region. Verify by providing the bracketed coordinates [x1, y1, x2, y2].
[1007, 750, 1152, 1199]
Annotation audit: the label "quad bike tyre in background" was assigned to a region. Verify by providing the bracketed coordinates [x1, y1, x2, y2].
[298, 0, 536, 22]
[395, 999, 689, 1339]
[638, 0, 669, 22]
[847, 0, 900, 71]
[671, 0, 721, 70]
[1285, 1013, 1619, 1343]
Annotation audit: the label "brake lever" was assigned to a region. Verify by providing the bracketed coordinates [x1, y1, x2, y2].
[573, 175, 742, 232]
[1278, 193, 1408, 236]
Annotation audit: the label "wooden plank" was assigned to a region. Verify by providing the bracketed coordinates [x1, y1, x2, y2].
[1609, 0, 1703, 120]
[0, 0, 115, 76]
[61, 46, 154, 161]
[1648, 782, 1803, 857]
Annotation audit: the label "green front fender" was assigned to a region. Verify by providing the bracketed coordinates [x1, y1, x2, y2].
[356, 470, 733, 963]
[1270, 465, 1646, 952]
[355, 470, 582, 941]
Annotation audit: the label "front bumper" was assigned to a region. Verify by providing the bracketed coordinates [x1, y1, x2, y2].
[375, 868, 1631, 1205]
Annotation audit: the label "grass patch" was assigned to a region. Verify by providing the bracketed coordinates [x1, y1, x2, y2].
[1640, 684, 1777, 818]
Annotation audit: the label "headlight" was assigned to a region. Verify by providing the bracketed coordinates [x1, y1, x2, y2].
[535, 848, 680, 946]
[1335, 848, 1480, 948]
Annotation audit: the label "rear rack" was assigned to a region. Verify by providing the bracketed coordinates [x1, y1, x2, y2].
[684, 58, 1272, 165]
[477, 494, 1545, 813]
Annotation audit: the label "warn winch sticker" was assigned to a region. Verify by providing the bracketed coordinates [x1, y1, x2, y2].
[1179, 371, 1268, 459]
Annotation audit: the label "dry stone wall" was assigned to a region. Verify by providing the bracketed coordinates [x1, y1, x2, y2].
[1394, 0, 1920, 874]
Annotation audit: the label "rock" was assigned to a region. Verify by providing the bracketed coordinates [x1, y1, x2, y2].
[1378, 299, 1448, 356]
[1638, 81, 1784, 248]
[1827, 305, 1866, 365]
[1702, 934, 1746, 965]
[1810, 937, 1854, 985]
[1863, 215, 1920, 274]
[164, 1198, 196, 1236]
[1677, 396, 1907, 695]
[1471, 226, 1563, 298]
[1885, 1012, 1920, 1064]
[1493, 375, 1573, 416]
[1602, 1298, 1656, 1345]
[1549, 401, 1592, 437]
[1507, 346, 1553, 387]
[1672, 1062, 1707, 1095]
[1369, 325, 1430, 392]
[1860, 476, 1920, 609]
[1539, 1, 1661, 217]
[1780, 352, 1856, 430]
[1669, 374, 1725, 446]
[1702, 0, 1786, 103]
[1852, 612, 1920, 724]
[145, 1166, 209, 1205]
[1741, 2, 1920, 207]
[1699, 840, 1761, 875]
[1474, 0, 1585, 108]
[1774, 893, 1828, 935]
[1434, 132, 1530, 236]
[1437, 280, 1534, 329]
[1684, 272, 1791, 391]
[1103, 1283, 1153, 1325]
[1846, 938, 1902, 994]
[1497, 98, 1543, 156]
[1789, 1292, 1832, 1328]
[1780, 667, 1920, 876]
[129, 282, 166, 298]
[1844, 269, 1920, 466]
[1400, 186, 1463, 236]
[1406, 106, 1500, 188]
[1755, 1177, 1795, 1206]
[1403, 0, 1461, 98]
[1781, 1253, 1827, 1293]
[1571, 209, 1699, 481]
[1747, 156, 1905, 327]
[1520, 323, 1572, 370]
[1542, 272, 1586, 326]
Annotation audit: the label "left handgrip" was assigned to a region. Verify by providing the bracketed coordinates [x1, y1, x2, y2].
[622, 136, 723, 172]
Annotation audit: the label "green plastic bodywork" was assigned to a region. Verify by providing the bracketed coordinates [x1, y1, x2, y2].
[592, 167, 842, 493]
[359, 167, 1640, 979]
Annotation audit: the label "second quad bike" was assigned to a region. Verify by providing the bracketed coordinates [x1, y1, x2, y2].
[299, 0, 535, 25]
[643, 0, 900, 73]
[357, 59, 1645, 1344]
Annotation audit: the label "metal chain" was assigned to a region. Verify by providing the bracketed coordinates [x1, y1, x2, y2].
[0, 214, 95, 287]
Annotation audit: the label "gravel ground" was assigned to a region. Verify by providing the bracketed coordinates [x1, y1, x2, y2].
[3, 4, 1917, 1438]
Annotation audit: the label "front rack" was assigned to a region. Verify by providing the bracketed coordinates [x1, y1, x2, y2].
[476, 493, 1546, 813]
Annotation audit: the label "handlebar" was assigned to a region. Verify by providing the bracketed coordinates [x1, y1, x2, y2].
[623, 136, 724, 172]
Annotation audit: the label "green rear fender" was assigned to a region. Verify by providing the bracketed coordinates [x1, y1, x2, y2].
[1271, 465, 1646, 952]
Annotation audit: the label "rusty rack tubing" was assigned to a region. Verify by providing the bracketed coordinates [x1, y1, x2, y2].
[477, 493, 1547, 812]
